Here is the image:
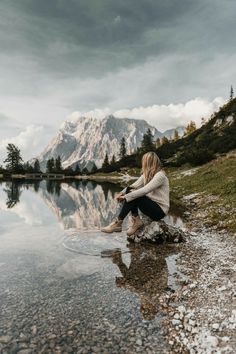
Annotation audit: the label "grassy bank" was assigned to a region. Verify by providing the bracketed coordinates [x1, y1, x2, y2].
[87, 151, 236, 232]
[169, 151, 236, 232]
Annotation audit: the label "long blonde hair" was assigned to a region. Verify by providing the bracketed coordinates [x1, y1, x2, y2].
[142, 152, 161, 184]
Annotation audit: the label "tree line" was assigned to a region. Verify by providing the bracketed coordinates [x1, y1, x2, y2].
[0, 144, 79, 175]
[100, 122, 197, 172]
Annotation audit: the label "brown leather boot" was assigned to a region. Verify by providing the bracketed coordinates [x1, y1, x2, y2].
[126, 216, 144, 236]
[101, 219, 123, 233]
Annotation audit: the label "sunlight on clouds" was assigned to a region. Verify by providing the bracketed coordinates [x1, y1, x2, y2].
[0, 125, 44, 161]
[67, 97, 225, 131]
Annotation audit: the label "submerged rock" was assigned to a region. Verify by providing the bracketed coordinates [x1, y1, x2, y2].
[127, 216, 186, 244]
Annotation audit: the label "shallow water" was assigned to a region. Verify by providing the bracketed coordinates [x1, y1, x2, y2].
[0, 180, 185, 353]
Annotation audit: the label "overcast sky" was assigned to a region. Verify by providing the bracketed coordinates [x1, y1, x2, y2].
[0, 0, 235, 161]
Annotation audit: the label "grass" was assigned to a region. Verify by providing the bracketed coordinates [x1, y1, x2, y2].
[168, 151, 236, 232]
[88, 151, 236, 232]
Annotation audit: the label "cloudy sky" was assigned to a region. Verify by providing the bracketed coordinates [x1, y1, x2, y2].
[0, 0, 235, 161]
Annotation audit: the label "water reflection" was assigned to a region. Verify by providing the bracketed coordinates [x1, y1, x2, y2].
[110, 243, 178, 320]
[4, 182, 21, 208]
[0, 180, 184, 231]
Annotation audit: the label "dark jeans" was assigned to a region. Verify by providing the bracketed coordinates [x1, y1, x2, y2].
[118, 187, 166, 221]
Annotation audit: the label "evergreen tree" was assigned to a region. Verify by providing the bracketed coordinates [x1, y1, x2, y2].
[4, 143, 23, 172]
[91, 163, 98, 173]
[82, 167, 89, 175]
[55, 156, 62, 172]
[161, 136, 169, 145]
[74, 163, 81, 175]
[64, 166, 74, 176]
[33, 159, 41, 173]
[230, 85, 234, 100]
[102, 153, 110, 169]
[23, 162, 34, 173]
[185, 121, 197, 136]
[110, 154, 116, 165]
[46, 158, 54, 173]
[174, 130, 180, 141]
[4, 182, 21, 208]
[155, 137, 161, 148]
[141, 128, 155, 153]
[119, 137, 127, 160]
[201, 117, 207, 126]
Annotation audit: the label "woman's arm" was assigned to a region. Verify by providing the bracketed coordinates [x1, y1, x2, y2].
[124, 172, 165, 202]
[120, 174, 144, 194]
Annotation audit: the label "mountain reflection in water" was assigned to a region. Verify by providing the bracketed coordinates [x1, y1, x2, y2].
[0, 180, 184, 230]
[0, 180, 185, 323]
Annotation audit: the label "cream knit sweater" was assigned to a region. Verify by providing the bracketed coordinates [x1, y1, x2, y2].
[122, 170, 170, 215]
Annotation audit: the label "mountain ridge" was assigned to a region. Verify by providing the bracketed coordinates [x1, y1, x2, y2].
[36, 114, 184, 171]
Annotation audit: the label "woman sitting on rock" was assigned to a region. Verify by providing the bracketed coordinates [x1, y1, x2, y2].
[101, 151, 169, 236]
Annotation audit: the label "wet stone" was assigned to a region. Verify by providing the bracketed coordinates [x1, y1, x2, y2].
[127, 217, 186, 244]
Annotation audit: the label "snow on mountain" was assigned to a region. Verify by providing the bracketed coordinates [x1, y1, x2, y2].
[36, 114, 184, 170]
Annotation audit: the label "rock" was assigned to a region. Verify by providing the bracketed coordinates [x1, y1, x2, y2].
[212, 323, 220, 330]
[31, 325, 37, 336]
[218, 285, 227, 291]
[205, 335, 218, 347]
[136, 339, 142, 346]
[0, 335, 11, 344]
[127, 216, 186, 244]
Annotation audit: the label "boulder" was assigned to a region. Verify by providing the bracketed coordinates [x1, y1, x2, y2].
[127, 215, 186, 244]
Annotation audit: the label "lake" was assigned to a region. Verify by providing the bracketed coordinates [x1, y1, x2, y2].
[0, 180, 185, 353]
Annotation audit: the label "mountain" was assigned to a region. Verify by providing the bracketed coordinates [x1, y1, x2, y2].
[36, 114, 184, 171]
[38, 180, 182, 231]
[157, 98, 236, 166]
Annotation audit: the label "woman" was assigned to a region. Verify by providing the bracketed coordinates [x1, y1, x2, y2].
[101, 151, 169, 236]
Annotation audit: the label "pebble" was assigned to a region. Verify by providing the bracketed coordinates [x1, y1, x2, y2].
[212, 323, 220, 330]
[205, 335, 219, 347]
[218, 285, 227, 291]
[0, 335, 11, 344]
[174, 313, 180, 319]
[31, 325, 37, 336]
[136, 339, 143, 346]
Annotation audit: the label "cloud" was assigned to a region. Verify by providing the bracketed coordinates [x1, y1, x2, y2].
[0, 125, 52, 162]
[0, 0, 235, 143]
[67, 97, 225, 131]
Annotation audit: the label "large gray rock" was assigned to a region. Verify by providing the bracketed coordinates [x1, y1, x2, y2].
[127, 216, 186, 244]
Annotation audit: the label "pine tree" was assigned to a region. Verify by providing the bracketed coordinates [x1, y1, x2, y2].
[161, 136, 169, 145]
[46, 158, 54, 173]
[230, 85, 234, 100]
[74, 163, 81, 175]
[91, 163, 98, 173]
[55, 156, 62, 172]
[141, 128, 155, 153]
[102, 153, 110, 169]
[4, 143, 23, 172]
[82, 167, 88, 175]
[110, 155, 116, 166]
[185, 121, 197, 136]
[155, 137, 161, 148]
[23, 162, 34, 173]
[33, 159, 41, 173]
[174, 130, 180, 141]
[119, 137, 127, 160]
[201, 117, 207, 126]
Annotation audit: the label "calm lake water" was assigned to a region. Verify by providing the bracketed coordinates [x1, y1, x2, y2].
[0, 180, 185, 353]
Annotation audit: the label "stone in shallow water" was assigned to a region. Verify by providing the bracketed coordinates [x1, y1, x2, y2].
[127, 216, 186, 244]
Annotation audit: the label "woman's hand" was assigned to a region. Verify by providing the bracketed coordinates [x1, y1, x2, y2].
[115, 192, 125, 202]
